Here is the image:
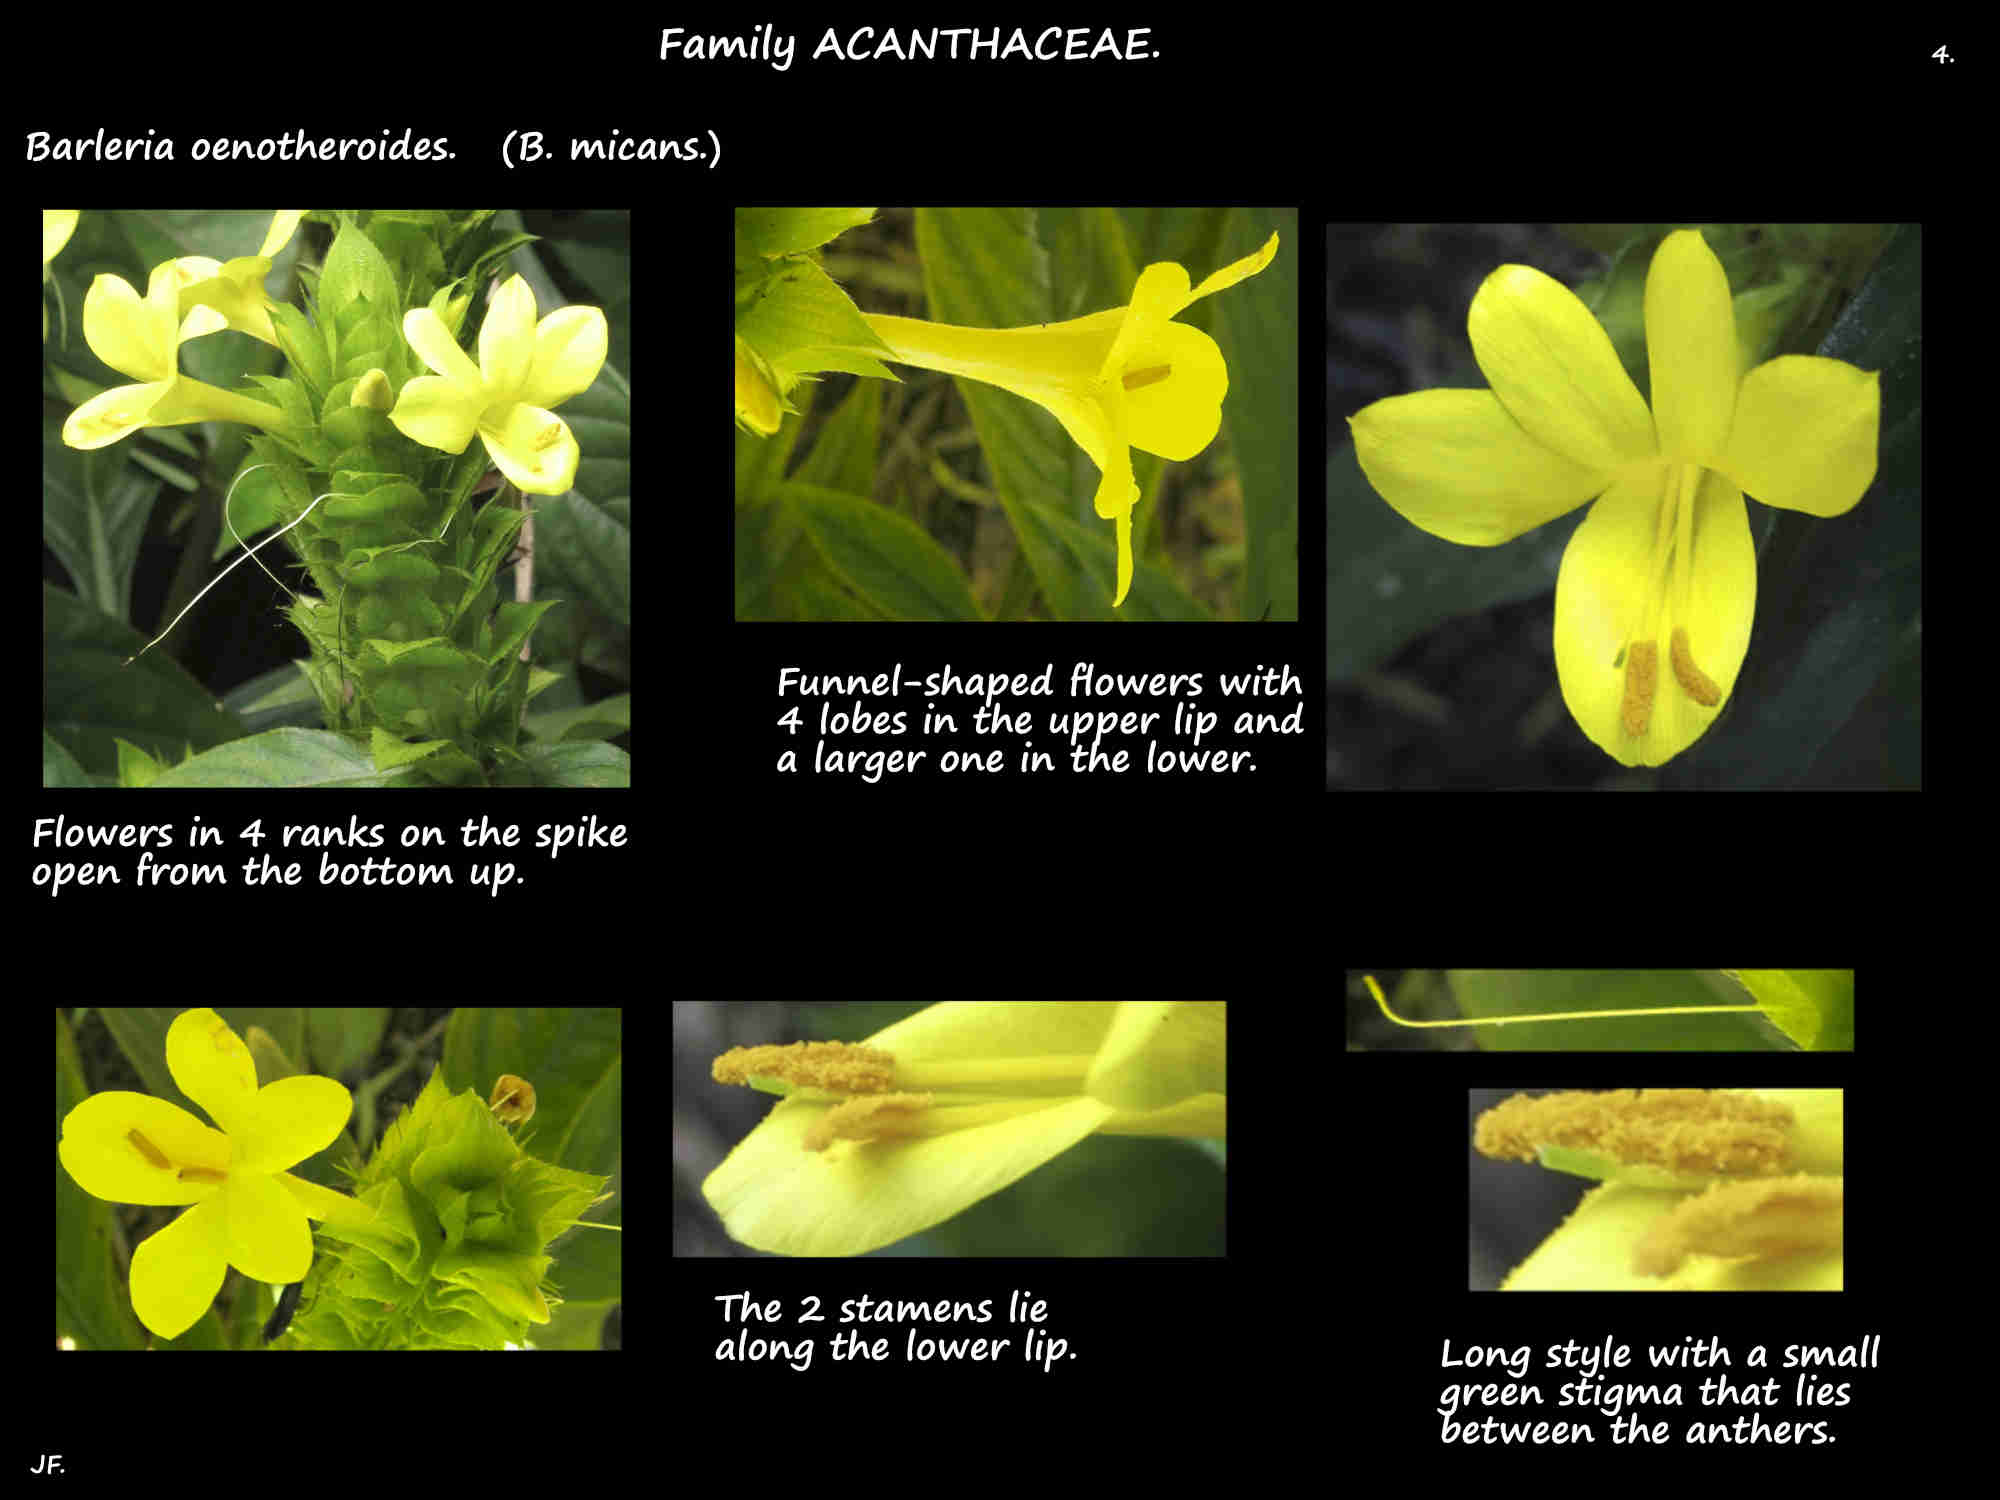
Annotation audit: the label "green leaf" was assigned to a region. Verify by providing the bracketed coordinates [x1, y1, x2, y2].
[1719, 970, 1853, 1051]
[1212, 207, 1298, 622]
[737, 207, 876, 259]
[783, 481, 984, 621]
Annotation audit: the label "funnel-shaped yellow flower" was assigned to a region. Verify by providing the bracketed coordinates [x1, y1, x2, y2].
[703, 1002, 1226, 1255]
[57, 1008, 365, 1340]
[62, 264, 291, 449]
[390, 272, 608, 495]
[166, 210, 304, 347]
[1352, 228, 1880, 765]
[864, 235, 1279, 606]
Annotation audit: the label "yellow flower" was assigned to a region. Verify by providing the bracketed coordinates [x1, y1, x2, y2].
[166, 210, 304, 347]
[57, 1009, 366, 1340]
[1352, 229, 1880, 765]
[61, 264, 289, 450]
[389, 272, 607, 495]
[864, 235, 1279, 606]
[703, 1002, 1225, 1255]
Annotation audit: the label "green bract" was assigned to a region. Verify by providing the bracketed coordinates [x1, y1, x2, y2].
[279, 1066, 610, 1350]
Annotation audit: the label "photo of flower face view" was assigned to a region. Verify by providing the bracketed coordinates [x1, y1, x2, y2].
[1467, 1088, 1843, 1291]
[1326, 224, 1918, 789]
[735, 207, 1296, 621]
[43, 211, 631, 788]
[55, 1007, 622, 1349]
[676, 1002, 1226, 1257]
[1349, 970, 1853, 1052]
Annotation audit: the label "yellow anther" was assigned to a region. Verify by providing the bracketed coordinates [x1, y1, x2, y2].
[1620, 639, 1658, 738]
[1121, 364, 1172, 392]
[176, 1166, 228, 1186]
[712, 1041, 898, 1094]
[533, 422, 563, 453]
[1670, 626, 1720, 707]
[801, 1093, 935, 1152]
[1632, 1174, 1844, 1276]
[126, 1128, 172, 1171]
[1474, 1090, 1798, 1177]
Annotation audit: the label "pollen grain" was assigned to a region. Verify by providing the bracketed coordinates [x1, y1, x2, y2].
[1620, 639, 1658, 738]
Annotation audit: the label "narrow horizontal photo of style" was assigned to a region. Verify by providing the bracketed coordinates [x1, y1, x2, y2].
[1349, 970, 1852, 1051]
[1467, 1087, 1843, 1291]
[735, 207, 1295, 621]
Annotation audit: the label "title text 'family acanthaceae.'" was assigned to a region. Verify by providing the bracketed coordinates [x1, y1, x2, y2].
[389, 272, 608, 496]
[863, 236, 1279, 606]
[61, 264, 291, 450]
[704, 1002, 1225, 1255]
[57, 1009, 366, 1340]
[1351, 228, 1880, 765]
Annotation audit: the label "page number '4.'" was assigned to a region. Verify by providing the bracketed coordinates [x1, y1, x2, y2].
[1933, 44, 1952, 62]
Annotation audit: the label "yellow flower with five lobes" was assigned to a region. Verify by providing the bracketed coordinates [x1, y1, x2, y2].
[389, 272, 608, 495]
[57, 1008, 369, 1339]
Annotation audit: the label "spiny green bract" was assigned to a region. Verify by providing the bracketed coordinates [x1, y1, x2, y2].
[278, 1066, 610, 1350]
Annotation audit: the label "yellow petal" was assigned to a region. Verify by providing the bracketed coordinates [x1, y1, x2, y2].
[58, 1091, 230, 1205]
[522, 305, 609, 410]
[1468, 263, 1656, 474]
[1085, 1002, 1227, 1115]
[1553, 466, 1755, 767]
[1122, 323, 1226, 461]
[1351, 389, 1607, 545]
[275, 1169, 378, 1228]
[232, 1074, 352, 1175]
[1645, 229, 1740, 462]
[402, 306, 484, 388]
[259, 210, 304, 259]
[166, 1008, 260, 1135]
[81, 273, 174, 383]
[1175, 231, 1279, 314]
[62, 381, 172, 449]
[215, 1172, 315, 1283]
[704, 1092, 1114, 1256]
[481, 403, 581, 495]
[1112, 501, 1134, 606]
[390, 372, 486, 454]
[130, 1197, 231, 1337]
[1718, 356, 1880, 517]
[479, 274, 540, 395]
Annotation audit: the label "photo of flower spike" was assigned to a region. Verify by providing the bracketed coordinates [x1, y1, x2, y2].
[281, 1066, 612, 1350]
[1352, 970, 1853, 1051]
[1469, 1088, 1843, 1291]
[699, 1003, 1226, 1257]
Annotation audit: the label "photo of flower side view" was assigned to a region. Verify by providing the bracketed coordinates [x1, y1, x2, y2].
[735, 207, 1296, 621]
[1349, 970, 1853, 1052]
[55, 1007, 622, 1349]
[1327, 224, 1918, 788]
[43, 211, 631, 788]
[1467, 1088, 1844, 1292]
[677, 1002, 1226, 1257]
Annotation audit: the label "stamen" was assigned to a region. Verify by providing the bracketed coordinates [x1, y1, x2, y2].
[1670, 627, 1720, 707]
[1121, 364, 1172, 392]
[1620, 639, 1658, 738]
[712, 1042, 897, 1094]
[1474, 1090, 1797, 1177]
[176, 1166, 228, 1185]
[126, 1129, 172, 1171]
[802, 1093, 935, 1151]
[1632, 1174, 1844, 1276]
